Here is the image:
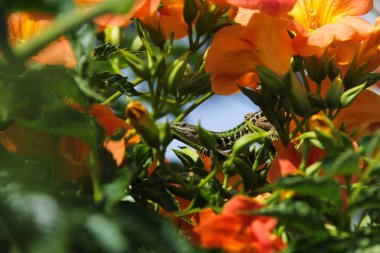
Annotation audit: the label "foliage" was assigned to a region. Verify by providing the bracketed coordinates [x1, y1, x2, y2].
[1, 0, 380, 252]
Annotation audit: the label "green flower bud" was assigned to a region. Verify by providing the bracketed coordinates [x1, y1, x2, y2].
[289, 71, 311, 116]
[325, 76, 343, 109]
[120, 50, 150, 79]
[163, 53, 189, 93]
[340, 82, 366, 108]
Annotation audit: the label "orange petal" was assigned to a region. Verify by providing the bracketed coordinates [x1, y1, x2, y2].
[334, 89, 380, 138]
[222, 195, 264, 215]
[89, 104, 128, 136]
[193, 215, 254, 252]
[206, 12, 293, 95]
[226, 0, 296, 16]
[32, 38, 77, 68]
[134, 0, 161, 18]
[59, 136, 90, 166]
[8, 12, 77, 68]
[267, 143, 300, 184]
[159, 1, 188, 39]
[1, 124, 55, 162]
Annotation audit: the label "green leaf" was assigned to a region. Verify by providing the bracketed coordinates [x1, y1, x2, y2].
[231, 158, 255, 192]
[256, 201, 327, 233]
[196, 124, 217, 151]
[92, 43, 123, 62]
[172, 148, 199, 168]
[361, 72, 380, 87]
[275, 175, 342, 205]
[352, 184, 380, 210]
[0, 65, 87, 126]
[230, 132, 268, 158]
[323, 148, 360, 177]
[132, 179, 179, 212]
[130, 144, 154, 173]
[240, 86, 264, 107]
[359, 131, 380, 158]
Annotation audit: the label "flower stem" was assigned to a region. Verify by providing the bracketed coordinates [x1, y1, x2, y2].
[102, 77, 143, 105]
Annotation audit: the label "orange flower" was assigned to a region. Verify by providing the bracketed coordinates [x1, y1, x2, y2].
[1, 104, 140, 182]
[266, 141, 325, 183]
[223, 0, 296, 16]
[205, 12, 293, 94]
[193, 195, 286, 253]
[88, 104, 141, 165]
[139, 0, 188, 39]
[354, 18, 380, 73]
[290, 0, 373, 57]
[161, 195, 216, 239]
[75, 0, 157, 30]
[334, 89, 380, 139]
[7, 12, 77, 68]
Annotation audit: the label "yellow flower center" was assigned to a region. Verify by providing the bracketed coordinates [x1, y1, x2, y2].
[306, 9, 322, 30]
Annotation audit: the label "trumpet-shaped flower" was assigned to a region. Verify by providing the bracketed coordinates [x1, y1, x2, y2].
[7, 12, 77, 68]
[139, 0, 188, 39]
[216, 0, 296, 16]
[354, 18, 380, 73]
[205, 12, 293, 94]
[75, 0, 157, 30]
[1, 104, 140, 182]
[290, 0, 373, 57]
[193, 195, 286, 253]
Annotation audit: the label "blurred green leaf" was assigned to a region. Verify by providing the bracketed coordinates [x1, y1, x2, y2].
[256, 201, 327, 233]
[275, 175, 342, 206]
[0, 65, 87, 126]
[352, 184, 380, 210]
[19, 103, 100, 149]
[132, 179, 178, 212]
[323, 148, 360, 177]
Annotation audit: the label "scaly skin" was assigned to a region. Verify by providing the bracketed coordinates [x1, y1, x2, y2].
[170, 111, 275, 151]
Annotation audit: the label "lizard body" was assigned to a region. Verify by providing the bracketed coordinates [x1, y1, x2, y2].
[170, 111, 275, 151]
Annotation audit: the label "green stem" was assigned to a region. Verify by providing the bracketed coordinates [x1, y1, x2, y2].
[102, 77, 143, 105]
[0, 11, 15, 62]
[349, 152, 380, 205]
[173, 91, 214, 123]
[102, 91, 123, 105]
[197, 165, 218, 188]
[13, 0, 136, 60]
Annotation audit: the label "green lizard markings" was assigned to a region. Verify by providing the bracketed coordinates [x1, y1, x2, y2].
[170, 110, 275, 151]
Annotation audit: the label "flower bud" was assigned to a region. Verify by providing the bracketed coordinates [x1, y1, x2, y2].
[256, 66, 284, 96]
[325, 76, 343, 109]
[163, 53, 189, 93]
[289, 71, 311, 116]
[126, 101, 159, 148]
[340, 82, 366, 108]
[120, 50, 150, 79]
[305, 55, 327, 83]
[184, 0, 198, 27]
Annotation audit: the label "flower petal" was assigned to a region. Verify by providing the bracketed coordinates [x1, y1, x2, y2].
[227, 0, 296, 16]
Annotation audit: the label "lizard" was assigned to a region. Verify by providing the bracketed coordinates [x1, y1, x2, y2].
[169, 110, 276, 152]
